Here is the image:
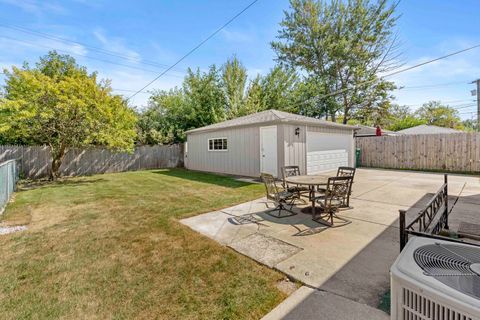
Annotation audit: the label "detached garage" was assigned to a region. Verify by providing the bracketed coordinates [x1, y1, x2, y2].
[184, 110, 358, 178]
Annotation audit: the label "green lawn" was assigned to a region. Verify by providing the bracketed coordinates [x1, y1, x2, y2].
[0, 169, 287, 319]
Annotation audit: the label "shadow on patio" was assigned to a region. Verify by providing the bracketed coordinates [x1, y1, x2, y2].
[180, 169, 480, 319]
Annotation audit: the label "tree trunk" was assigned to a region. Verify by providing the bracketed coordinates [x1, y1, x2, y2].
[330, 112, 336, 123]
[50, 144, 67, 180]
[342, 109, 349, 124]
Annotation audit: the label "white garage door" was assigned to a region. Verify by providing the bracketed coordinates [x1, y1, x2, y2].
[306, 131, 351, 174]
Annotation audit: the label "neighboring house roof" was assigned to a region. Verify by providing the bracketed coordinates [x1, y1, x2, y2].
[396, 124, 462, 135]
[355, 125, 396, 137]
[185, 109, 359, 134]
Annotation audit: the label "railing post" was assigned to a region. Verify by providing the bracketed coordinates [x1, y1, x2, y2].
[444, 174, 449, 230]
[399, 209, 407, 251]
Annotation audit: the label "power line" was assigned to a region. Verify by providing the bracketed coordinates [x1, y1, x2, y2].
[113, 88, 150, 94]
[460, 111, 477, 115]
[312, 43, 480, 101]
[451, 103, 477, 110]
[0, 23, 188, 73]
[128, 0, 260, 100]
[396, 80, 468, 90]
[403, 99, 475, 107]
[0, 35, 185, 78]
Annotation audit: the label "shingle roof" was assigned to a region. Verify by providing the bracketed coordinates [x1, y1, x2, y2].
[185, 109, 358, 134]
[397, 125, 462, 135]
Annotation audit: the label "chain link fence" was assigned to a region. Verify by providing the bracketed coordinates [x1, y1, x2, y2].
[0, 159, 18, 214]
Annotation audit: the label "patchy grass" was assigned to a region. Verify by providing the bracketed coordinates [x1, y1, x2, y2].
[0, 169, 287, 319]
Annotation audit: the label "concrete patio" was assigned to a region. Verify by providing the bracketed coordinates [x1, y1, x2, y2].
[181, 168, 480, 319]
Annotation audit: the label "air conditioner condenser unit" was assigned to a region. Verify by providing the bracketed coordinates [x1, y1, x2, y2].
[391, 236, 480, 320]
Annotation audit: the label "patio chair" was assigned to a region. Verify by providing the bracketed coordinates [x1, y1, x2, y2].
[281, 166, 309, 201]
[337, 166, 356, 178]
[313, 176, 352, 227]
[337, 166, 356, 207]
[317, 166, 356, 207]
[260, 173, 297, 218]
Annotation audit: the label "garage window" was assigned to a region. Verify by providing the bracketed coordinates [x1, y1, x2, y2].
[208, 138, 228, 151]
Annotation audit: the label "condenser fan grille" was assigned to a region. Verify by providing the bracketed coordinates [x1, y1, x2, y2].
[413, 243, 480, 300]
[414, 244, 479, 276]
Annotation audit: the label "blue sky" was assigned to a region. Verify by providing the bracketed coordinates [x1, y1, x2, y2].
[0, 0, 479, 120]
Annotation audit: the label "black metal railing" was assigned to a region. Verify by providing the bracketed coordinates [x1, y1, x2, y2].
[399, 174, 449, 251]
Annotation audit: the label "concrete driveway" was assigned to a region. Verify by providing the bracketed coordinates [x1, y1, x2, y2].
[180, 169, 480, 319]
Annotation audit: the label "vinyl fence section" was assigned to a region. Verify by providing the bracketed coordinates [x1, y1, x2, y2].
[356, 133, 480, 173]
[0, 159, 18, 214]
[0, 144, 183, 179]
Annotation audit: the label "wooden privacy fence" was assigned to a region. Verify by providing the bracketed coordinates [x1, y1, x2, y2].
[356, 133, 480, 173]
[0, 144, 183, 179]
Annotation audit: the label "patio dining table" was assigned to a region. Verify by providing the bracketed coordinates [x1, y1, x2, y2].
[284, 174, 330, 214]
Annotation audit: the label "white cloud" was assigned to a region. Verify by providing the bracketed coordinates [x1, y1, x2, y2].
[149, 42, 178, 65]
[220, 29, 254, 43]
[93, 29, 141, 62]
[0, 0, 67, 15]
[0, 35, 88, 58]
[102, 69, 184, 108]
[71, 0, 103, 9]
[0, 27, 186, 109]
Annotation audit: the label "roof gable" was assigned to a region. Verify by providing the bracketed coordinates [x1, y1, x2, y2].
[397, 125, 462, 135]
[185, 109, 358, 134]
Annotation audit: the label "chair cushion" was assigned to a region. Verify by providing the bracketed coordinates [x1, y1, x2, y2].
[316, 198, 343, 207]
[277, 190, 295, 200]
[287, 186, 309, 193]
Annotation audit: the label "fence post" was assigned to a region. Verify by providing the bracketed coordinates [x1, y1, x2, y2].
[399, 209, 407, 251]
[444, 174, 449, 230]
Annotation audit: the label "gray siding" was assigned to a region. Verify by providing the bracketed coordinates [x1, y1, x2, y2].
[185, 126, 260, 177]
[276, 125, 285, 177]
[186, 122, 356, 178]
[282, 124, 307, 175]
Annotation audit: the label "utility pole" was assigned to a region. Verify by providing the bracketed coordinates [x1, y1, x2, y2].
[471, 79, 480, 131]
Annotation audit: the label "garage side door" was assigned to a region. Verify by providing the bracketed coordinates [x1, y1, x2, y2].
[306, 131, 351, 174]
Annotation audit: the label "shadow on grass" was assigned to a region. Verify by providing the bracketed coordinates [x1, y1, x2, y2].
[151, 169, 256, 189]
[18, 178, 106, 191]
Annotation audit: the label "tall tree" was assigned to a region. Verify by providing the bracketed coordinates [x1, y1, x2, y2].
[243, 75, 265, 116]
[294, 76, 337, 119]
[415, 101, 463, 129]
[272, 0, 400, 123]
[0, 51, 137, 179]
[386, 115, 426, 131]
[139, 61, 304, 143]
[183, 66, 226, 128]
[140, 66, 226, 144]
[137, 88, 186, 144]
[243, 66, 299, 114]
[221, 57, 247, 119]
[462, 119, 479, 132]
[259, 65, 299, 111]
